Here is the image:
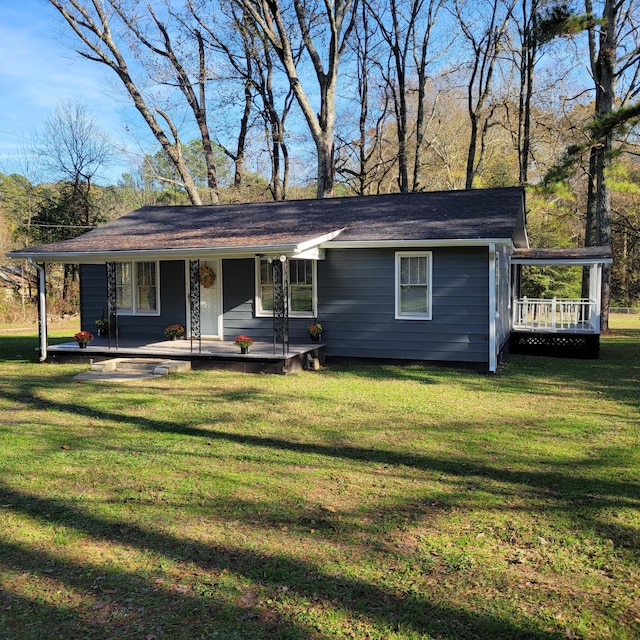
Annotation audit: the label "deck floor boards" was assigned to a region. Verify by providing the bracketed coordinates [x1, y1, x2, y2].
[47, 338, 324, 374]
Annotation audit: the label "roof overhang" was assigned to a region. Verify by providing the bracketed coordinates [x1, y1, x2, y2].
[6, 228, 346, 264]
[512, 247, 613, 266]
[7, 244, 302, 264]
[8, 232, 518, 263]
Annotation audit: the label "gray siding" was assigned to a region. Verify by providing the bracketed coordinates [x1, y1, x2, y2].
[79, 248, 493, 366]
[79, 261, 187, 338]
[316, 247, 490, 364]
[220, 258, 319, 342]
[222, 258, 270, 341]
[79, 264, 108, 331]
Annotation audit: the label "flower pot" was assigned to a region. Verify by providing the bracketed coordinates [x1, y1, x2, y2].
[171, 335, 177, 341]
[240, 346, 249, 354]
[78, 342, 87, 349]
[310, 333, 321, 342]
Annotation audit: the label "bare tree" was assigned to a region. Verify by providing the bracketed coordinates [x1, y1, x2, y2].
[506, 0, 542, 185]
[452, 0, 515, 189]
[37, 99, 113, 299]
[335, 1, 394, 195]
[40, 99, 113, 225]
[412, 0, 446, 190]
[236, 0, 359, 198]
[366, 0, 444, 192]
[189, 1, 294, 200]
[49, 0, 219, 205]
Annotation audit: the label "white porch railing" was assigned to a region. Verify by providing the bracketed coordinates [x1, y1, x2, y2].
[512, 297, 599, 333]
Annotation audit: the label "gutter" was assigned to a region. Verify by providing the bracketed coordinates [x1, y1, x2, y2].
[7, 237, 517, 263]
[323, 238, 515, 249]
[7, 243, 301, 264]
[488, 244, 497, 374]
[29, 259, 47, 362]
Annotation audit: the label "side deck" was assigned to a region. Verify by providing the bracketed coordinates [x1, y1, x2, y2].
[47, 338, 325, 375]
[511, 297, 601, 358]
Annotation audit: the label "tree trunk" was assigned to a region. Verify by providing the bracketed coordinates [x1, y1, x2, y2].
[583, 0, 617, 332]
[316, 69, 337, 199]
[317, 133, 336, 200]
[238, 0, 356, 199]
[465, 113, 479, 190]
[517, 0, 538, 186]
[196, 31, 220, 203]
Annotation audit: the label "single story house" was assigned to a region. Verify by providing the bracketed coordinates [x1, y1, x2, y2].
[7, 187, 612, 373]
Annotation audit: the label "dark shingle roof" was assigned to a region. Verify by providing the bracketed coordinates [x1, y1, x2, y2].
[9, 188, 526, 259]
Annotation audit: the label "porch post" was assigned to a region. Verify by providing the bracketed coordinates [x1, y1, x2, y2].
[189, 259, 202, 353]
[590, 263, 603, 333]
[271, 256, 289, 356]
[106, 262, 118, 349]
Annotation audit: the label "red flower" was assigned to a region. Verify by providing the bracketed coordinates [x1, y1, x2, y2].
[164, 324, 185, 337]
[234, 335, 253, 348]
[73, 331, 94, 344]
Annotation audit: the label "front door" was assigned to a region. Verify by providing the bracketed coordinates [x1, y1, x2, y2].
[199, 260, 221, 338]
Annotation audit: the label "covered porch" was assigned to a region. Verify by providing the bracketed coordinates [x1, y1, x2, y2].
[28, 244, 327, 374]
[510, 247, 613, 358]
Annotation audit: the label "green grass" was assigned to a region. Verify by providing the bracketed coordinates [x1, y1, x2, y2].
[0, 317, 638, 639]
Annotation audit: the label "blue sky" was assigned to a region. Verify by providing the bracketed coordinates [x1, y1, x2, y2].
[0, 0, 133, 183]
[0, 0, 317, 189]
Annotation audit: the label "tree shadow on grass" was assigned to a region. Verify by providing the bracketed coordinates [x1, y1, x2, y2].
[0, 483, 566, 640]
[1, 371, 638, 553]
[1, 363, 638, 638]
[0, 536, 312, 640]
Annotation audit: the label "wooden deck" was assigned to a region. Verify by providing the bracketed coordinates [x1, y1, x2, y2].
[47, 337, 325, 374]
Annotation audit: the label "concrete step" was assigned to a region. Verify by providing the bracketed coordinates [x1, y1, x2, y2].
[76, 358, 192, 382]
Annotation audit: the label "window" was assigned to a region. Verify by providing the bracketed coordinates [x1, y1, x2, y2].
[289, 260, 314, 313]
[115, 261, 159, 315]
[396, 252, 432, 319]
[256, 258, 316, 317]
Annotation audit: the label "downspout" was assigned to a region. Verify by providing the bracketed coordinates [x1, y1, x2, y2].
[29, 259, 47, 362]
[488, 244, 497, 373]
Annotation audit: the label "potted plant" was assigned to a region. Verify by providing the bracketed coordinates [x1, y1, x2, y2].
[95, 315, 109, 337]
[307, 321, 323, 342]
[73, 330, 94, 349]
[234, 335, 253, 354]
[164, 324, 185, 340]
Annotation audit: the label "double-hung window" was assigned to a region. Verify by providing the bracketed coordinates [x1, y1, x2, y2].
[256, 258, 316, 317]
[396, 252, 432, 319]
[115, 261, 159, 315]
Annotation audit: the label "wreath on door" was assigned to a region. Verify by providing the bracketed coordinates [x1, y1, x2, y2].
[199, 264, 216, 288]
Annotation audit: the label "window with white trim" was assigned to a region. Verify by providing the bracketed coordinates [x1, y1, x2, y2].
[115, 261, 159, 315]
[256, 258, 316, 317]
[396, 252, 432, 319]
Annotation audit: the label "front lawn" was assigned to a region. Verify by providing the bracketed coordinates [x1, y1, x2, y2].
[0, 317, 638, 639]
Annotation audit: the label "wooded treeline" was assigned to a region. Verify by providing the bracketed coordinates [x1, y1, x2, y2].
[1, 0, 640, 313]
